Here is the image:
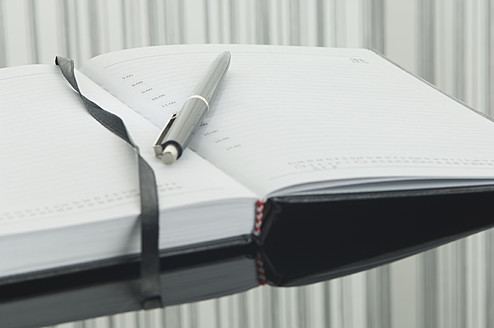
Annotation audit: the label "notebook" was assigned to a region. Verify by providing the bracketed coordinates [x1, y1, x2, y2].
[2, 44, 494, 281]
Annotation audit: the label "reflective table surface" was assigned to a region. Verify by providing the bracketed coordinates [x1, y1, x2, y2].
[2, 228, 491, 328]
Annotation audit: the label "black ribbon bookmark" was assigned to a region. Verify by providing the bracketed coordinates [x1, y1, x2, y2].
[55, 57, 162, 309]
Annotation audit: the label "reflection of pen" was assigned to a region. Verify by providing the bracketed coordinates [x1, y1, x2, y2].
[154, 51, 231, 164]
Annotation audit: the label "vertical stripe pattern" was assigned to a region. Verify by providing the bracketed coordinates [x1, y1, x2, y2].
[27, 0, 39, 64]
[0, 1, 6, 67]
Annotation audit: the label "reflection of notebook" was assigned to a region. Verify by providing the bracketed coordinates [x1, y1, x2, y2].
[0, 212, 489, 328]
[0, 248, 258, 328]
[2, 44, 494, 283]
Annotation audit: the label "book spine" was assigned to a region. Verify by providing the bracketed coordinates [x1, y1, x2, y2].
[253, 200, 265, 236]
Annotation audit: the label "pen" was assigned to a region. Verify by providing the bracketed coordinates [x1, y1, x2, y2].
[154, 51, 231, 164]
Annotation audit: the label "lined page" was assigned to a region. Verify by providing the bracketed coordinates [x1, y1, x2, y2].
[0, 64, 255, 237]
[0, 64, 258, 278]
[81, 45, 494, 197]
[0, 65, 141, 231]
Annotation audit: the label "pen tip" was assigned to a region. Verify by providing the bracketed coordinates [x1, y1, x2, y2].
[161, 144, 178, 165]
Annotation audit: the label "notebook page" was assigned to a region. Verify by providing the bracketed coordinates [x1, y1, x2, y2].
[80, 45, 227, 129]
[74, 70, 257, 249]
[81, 45, 494, 198]
[0, 65, 255, 237]
[0, 65, 140, 232]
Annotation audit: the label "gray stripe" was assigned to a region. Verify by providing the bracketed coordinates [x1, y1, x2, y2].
[238, 293, 249, 328]
[419, 250, 438, 328]
[214, 299, 222, 328]
[277, 0, 283, 44]
[436, 0, 445, 88]
[471, 0, 478, 109]
[56, 0, 69, 59]
[100, 1, 110, 53]
[270, 287, 280, 327]
[122, 0, 129, 48]
[255, 0, 270, 45]
[300, 0, 307, 45]
[344, 277, 356, 328]
[77, 319, 87, 327]
[132, 1, 140, 47]
[316, 0, 325, 46]
[487, 229, 494, 326]
[71, 0, 80, 62]
[445, 239, 467, 328]
[0, 0, 6, 67]
[366, 269, 376, 328]
[488, 0, 493, 117]
[230, 0, 237, 43]
[144, 311, 154, 327]
[217, 0, 224, 43]
[341, 279, 348, 327]
[418, 0, 435, 83]
[27, 0, 39, 63]
[178, 0, 185, 44]
[108, 314, 117, 328]
[163, 306, 182, 327]
[457, 240, 467, 328]
[204, 0, 210, 44]
[228, 294, 235, 327]
[338, 0, 347, 47]
[246, 1, 253, 43]
[297, 286, 309, 327]
[162, 1, 171, 44]
[73, 320, 85, 328]
[363, 0, 384, 51]
[366, 266, 391, 328]
[323, 281, 331, 327]
[373, 0, 385, 52]
[362, 0, 369, 48]
[88, 0, 100, 57]
[189, 303, 199, 328]
[148, 0, 158, 45]
[454, 0, 465, 100]
[262, 0, 270, 44]
[381, 267, 391, 328]
[290, 0, 300, 45]
[334, 0, 339, 47]
[127, 0, 135, 47]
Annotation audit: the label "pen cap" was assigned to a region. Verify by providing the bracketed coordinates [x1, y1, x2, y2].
[161, 97, 209, 158]
[192, 51, 231, 103]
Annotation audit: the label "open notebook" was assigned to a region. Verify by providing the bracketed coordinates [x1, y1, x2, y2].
[3, 44, 494, 280]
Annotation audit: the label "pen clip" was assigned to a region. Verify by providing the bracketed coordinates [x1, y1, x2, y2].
[153, 113, 178, 156]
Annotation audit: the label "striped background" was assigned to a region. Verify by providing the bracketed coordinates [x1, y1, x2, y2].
[1, 0, 493, 327]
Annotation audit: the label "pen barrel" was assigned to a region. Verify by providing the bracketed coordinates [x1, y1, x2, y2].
[193, 51, 231, 103]
[161, 98, 208, 158]
[157, 51, 231, 162]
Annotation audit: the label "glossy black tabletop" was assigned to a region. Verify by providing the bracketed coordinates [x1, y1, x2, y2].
[2, 228, 493, 328]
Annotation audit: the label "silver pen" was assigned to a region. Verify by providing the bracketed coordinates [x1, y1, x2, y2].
[154, 51, 231, 164]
